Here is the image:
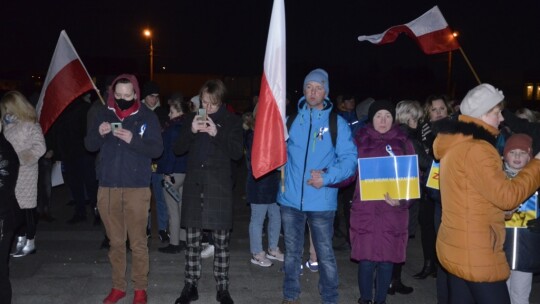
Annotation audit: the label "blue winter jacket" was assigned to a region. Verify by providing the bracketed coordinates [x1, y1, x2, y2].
[277, 97, 357, 211]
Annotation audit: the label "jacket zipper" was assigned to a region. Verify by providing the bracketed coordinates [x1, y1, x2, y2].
[299, 110, 313, 211]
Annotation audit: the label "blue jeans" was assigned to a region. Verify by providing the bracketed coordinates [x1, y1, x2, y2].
[281, 206, 338, 304]
[150, 173, 168, 231]
[358, 260, 393, 303]
[249, 203, 281, 254]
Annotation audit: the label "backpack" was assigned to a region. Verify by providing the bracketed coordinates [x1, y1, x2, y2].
[286, 111, 338, 147]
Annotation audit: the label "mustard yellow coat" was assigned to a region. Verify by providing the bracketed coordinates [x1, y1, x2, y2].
[433, 115, 540, 282]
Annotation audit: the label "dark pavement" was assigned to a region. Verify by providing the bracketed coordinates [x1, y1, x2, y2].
[9, 180, 540, 304]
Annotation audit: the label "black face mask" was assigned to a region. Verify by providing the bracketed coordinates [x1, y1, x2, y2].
[115, 98, 135, 110]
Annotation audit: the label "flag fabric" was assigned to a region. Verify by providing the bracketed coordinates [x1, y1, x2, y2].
[36, 30, 95, 134]
[358, 6, 460, 54]
[358, 155, 420, 201]
[426, 160, 440, 190]
[251, 0, 287, 179]
[506, 192, 538, 228]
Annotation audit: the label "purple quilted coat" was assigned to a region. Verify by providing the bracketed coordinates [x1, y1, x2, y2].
[350, 123, 415, 263]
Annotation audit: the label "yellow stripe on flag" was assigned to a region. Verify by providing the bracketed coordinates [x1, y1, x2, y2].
[360, 177, 421, 201]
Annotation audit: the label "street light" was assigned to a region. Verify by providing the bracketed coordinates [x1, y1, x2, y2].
[447, 31, 459, 96]
[143, 29, 154, 80]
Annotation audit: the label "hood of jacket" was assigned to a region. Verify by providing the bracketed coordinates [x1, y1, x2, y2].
[433, 115, 499, 161]
[106, 74, 141, 121]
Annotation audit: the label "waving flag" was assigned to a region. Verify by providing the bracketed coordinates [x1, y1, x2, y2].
[251, 0, 287, 179]
[36, 30, 96, 134]
[358, 6, 460, 54]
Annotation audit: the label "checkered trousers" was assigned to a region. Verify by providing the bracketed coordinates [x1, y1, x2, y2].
[185, 227, 231, 291]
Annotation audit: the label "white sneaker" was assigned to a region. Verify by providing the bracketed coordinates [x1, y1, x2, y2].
[251, 251, 273, 267]
[305, 260, 319, 272]
[266, 248, 284, 262]
[201, 244, 215, 259]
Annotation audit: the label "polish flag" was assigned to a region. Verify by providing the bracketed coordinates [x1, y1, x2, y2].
[358, 6, 460, 54]
[36, 30, 96, 134]
[251, 0, 287, 179]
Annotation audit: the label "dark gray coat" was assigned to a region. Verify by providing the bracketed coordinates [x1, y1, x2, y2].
[173, 106, 243, 230]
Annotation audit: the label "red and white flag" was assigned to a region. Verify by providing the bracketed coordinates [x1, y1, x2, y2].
[358, 6, 460, 54]
[36, 30, 96, 134]
[251, 0, 287, 179]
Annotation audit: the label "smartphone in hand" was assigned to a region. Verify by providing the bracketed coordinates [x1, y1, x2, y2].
[111, 122, 122, 130]
[197, 108, 207, 121]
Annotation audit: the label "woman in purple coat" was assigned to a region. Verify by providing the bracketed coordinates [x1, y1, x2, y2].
[350, 100, 415, 304]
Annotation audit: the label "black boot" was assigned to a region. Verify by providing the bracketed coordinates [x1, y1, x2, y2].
[388, 263, 414, 295]
[357, 299, 373, 304]
[175, 283, 199, 304]
[413, 259, 436, 279]
[216, 290, 234, 304]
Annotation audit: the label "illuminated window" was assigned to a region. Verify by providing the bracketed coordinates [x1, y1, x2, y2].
[525, 83, 533, 100]
[536, 84, 540, 100]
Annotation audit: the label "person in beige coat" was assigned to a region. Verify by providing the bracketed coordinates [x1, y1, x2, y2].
[0, 91, 46, 258]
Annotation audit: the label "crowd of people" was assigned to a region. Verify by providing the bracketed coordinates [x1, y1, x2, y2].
[1, 69, 540, 304]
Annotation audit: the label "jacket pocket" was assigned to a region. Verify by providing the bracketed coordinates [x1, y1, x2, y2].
[489, 225, 498, 252]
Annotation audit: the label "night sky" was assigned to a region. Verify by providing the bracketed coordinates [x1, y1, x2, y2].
[2, 0, 539, 103]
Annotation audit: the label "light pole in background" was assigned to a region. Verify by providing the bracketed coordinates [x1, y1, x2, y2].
[143, 29, 154, 80]
[447, 31, 458, 96]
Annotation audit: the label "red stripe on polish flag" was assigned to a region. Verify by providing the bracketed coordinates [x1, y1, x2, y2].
[39, 59, 94, 134]
[251, 73, 287, 179]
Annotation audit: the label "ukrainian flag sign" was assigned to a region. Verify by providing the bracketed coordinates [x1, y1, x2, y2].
[426, 161, 440, 190]
[358, 155, 420, 201]
[506, 192, 538, 228]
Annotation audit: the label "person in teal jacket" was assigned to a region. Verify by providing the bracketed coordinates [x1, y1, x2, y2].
[278, 68, 357, 304]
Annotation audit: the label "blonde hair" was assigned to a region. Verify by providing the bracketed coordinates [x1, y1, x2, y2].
[396, 100, 423, 125]
[0, 91, 38, 123]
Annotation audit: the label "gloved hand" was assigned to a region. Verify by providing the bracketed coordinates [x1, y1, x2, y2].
[527, 218, 540, 233]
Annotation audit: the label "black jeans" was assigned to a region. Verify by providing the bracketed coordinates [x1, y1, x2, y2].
[448, 273, 510, 304]
[418, 195, 436, 261]
[37, 157, 53, 215]
[15, 207, 36, 240]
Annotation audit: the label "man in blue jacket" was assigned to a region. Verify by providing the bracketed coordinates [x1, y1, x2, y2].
[85, 74, 163, 304]
[278, 69, 358, 304]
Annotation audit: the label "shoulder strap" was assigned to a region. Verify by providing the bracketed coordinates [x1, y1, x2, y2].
[286, 111, 337, 147]
[330, 112, 337, 147]
[286, 112, 298, 132]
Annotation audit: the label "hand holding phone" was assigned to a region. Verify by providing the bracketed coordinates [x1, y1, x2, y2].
[111, 122, 122, 130]
[197, 108, 207, 121]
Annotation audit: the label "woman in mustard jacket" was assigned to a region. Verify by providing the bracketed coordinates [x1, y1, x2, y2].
[433, 84, 540, 304]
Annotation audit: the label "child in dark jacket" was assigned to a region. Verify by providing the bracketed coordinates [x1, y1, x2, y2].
[502, 133, 540, 304]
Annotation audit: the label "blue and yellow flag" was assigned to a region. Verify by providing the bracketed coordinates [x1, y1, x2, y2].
[358, 155, 420, 201]
[426, 161, 440, 190]
[506, 192, 538, 228]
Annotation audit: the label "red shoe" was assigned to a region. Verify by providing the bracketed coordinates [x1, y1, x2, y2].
[133, 290, 147, 304]
[103, 288, 126, 304]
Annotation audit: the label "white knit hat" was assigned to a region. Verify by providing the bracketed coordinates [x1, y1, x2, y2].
[460, 84, 504, 118]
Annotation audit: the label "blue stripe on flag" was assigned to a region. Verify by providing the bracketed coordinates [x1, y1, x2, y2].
[359, 155, 419, 180]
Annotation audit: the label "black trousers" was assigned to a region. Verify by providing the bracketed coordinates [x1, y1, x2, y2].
[448, 273, 510, 304]
[0, 217, 14, 304]
[418, 195, 436, 261]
